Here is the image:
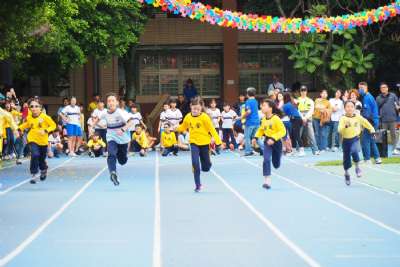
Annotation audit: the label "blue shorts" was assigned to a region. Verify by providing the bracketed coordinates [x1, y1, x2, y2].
[66, 124, 82, 137]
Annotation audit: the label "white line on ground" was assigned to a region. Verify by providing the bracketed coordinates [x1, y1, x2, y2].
[211, 169, 321, 267]
[363, 164, 400, 176]
[0, 166, 107, 266]
[238, 155, 400, 236]
[0, 158, 74, 196]
[285, 157, 399, 196]
[152, 152, 162, 267]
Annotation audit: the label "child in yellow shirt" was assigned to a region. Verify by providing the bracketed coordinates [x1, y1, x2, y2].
[19, 99, 56, 184]
[253, 99, 286, 190]
[338, 101, 375, 186]
[87, 132, 106, 157]
[161, 123, 178, 156]
[177, 97, 222, 192]
[132, 125, 148, 157]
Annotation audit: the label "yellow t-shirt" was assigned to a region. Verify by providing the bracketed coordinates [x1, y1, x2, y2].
[88, 102, 98, 113]
[87, 139, 106, 148]
[0, 108, 18, 138]
[161, 131, 177, 148]
[132, 131, 148, 148]
[338, 114, 375, 139]
[177, 112, 222, 146]
[19, 113, 56, 146]
[313, 98, 331, 119]
[255, 115, 286, 141]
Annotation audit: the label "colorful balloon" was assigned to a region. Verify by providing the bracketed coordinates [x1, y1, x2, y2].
[137, 0, 400, 34]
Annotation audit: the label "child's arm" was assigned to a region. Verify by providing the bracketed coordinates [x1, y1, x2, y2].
[359, 116, 375, 134]
[338, 117, 346, 134]
[44, 115, 57, 133]
[205, 117, 222, 145]
[176, 115, 188, 133]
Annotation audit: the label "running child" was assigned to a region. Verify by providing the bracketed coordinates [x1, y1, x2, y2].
[338, 101, 375, 186]
[93, 93, 134, 186]
[177, 97, 222, 192]
[19, 99, 56, 184]
[253, 99, 286, 190]
[161, 122, 178, 156]
[221, 103, 238, 150]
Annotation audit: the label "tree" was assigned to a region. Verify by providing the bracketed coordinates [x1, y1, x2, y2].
[241, 0, 399, 90]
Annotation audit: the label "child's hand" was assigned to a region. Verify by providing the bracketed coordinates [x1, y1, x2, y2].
[267, 139, 275, 146]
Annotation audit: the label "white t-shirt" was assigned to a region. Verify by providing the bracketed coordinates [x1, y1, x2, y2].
[221, 110, 237, 129]
[207, 108, 221, 128]
[129, 112, 143, 131]
[62, 105, 81, 126]
[92, 108, 108, 129]
[329, 98, 344, 122]
[100, 108, 132, 144]
[48, 135, 61, 146]
[160, 110, 169, 129]
[165, 108, 183, 130]
[235, 132, 244, 145]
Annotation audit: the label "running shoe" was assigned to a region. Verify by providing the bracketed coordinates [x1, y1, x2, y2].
[110, 171, 120, 186]
[194, 184, 203, 192]
[345, 174, 351, 186]
[355, 167, 362, 178]
[40, 169, 47, 181]
[375, 158, 382, 164]
[262, 183, 271, 190]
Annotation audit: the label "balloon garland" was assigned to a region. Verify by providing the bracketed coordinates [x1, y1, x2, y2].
[137, 0, 400, 34]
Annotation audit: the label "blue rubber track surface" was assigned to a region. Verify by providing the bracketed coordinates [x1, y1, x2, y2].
[0, 151, 399, 267]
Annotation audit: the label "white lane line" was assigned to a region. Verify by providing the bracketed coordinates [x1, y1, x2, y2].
[238, 155, 400, 236]
[0, 159, 29, 170]
[285, 157, 399, 196]
[0, 158, 74, 196]
[210, 169, 321, 267]
[152, 152, 161, 267]
[0, 166, 107, 266]
[363, 165, 400, 176]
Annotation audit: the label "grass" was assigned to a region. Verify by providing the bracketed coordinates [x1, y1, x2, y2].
[316, 157, 400, 166]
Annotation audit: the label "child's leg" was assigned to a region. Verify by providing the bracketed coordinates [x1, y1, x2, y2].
[350, 138, 361, 175]
[271, 140, 282, 169]
[263, 141, 273, 186]
[190, 144, 202, 186]
[29, 143, 40, 175]
[199, 145, 211, 172]
[342, 139, 352, 173]
[222, 129, 229, 147]
[162, 147, 170, 156]
[116, 143, 128, 165]
[7, 128, 14, 156]
[172, 145, 179, 154]
[94, 147, 103, 157]
[38, 145, 48, 171]
[107, 141, 118, 173]
[229, 129, 237, 148]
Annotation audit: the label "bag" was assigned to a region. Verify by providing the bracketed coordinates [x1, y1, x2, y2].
[375, 129, 388, 158]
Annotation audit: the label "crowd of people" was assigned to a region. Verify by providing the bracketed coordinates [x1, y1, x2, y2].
[0, 80, 399, 190]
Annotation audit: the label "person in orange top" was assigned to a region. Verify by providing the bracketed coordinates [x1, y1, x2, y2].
[313, 89, 332, 152]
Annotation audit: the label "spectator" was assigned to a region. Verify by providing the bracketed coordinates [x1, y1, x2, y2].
[183, 79, 198, 102]
[176, 94, 189, 117]
[349, 89, 362, 115]
[329, 89, 344, 151]
[358, 81, 381, 164]
[88, 94, 100, 113]
[297, 86, 319, 155]
[267, 74, 284, 95]
[87, 132, 106, 158]
[313, 89, 332, 152]
[243, 87, 260, 156]
[376, 82, 400, 155]
[48, 130, 63, 158]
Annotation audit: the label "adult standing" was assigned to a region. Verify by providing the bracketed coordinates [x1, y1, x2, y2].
[376, 82, 400, 155]
[358, 81, 382, 164]
[267, 74, 284, 95]
[297, 86, 319, 155]
[329, 89, 344, 151]
[183, 79, 198, 103]
[60, 96, 82, 157]
[243, 87, 260, 156]
[313, 89, 332, 152]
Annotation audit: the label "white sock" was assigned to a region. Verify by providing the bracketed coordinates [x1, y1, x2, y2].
[344, 169, 349, 176]
[264, 176, 271, 185]
[355, 162, 360, 169]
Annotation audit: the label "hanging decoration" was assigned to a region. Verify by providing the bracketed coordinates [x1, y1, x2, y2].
[137, 0, 400, 34]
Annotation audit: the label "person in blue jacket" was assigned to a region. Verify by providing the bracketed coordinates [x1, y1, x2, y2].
[358, 81, 382, 164]
[183, 79, 198, 102]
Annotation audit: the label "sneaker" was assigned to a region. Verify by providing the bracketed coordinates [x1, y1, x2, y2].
[103, 152, 108, 157]
[30, 176, 37, 184]
[110, 171, 120, 186]
[298, 148, 306, 157]
[173, 151, 178, 156]
[244, 152, 255, 157]
[262, 183, 271, 190]
[331, 147, 339, 152]
[314, 150, 320, 155]
[69, 152, 77, 157]
[392, 149, 400, 155]
[194, 184, 203, 193]
[375, 158, 382, 164]
[16, 159, 22, 165]
[364, 160, 372, 165]
[3, 155, 10, 160]
[345, 174, 351, 186]
[40, 169, 47, 181]
[10, 153, 16, 159]
[355, 167, 362, 178]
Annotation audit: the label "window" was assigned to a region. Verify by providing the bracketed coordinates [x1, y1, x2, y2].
[138, 52, 221, 97]
[239, 51, 284, 95]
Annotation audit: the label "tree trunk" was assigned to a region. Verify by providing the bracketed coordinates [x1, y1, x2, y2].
[122, 46, 137, 99]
